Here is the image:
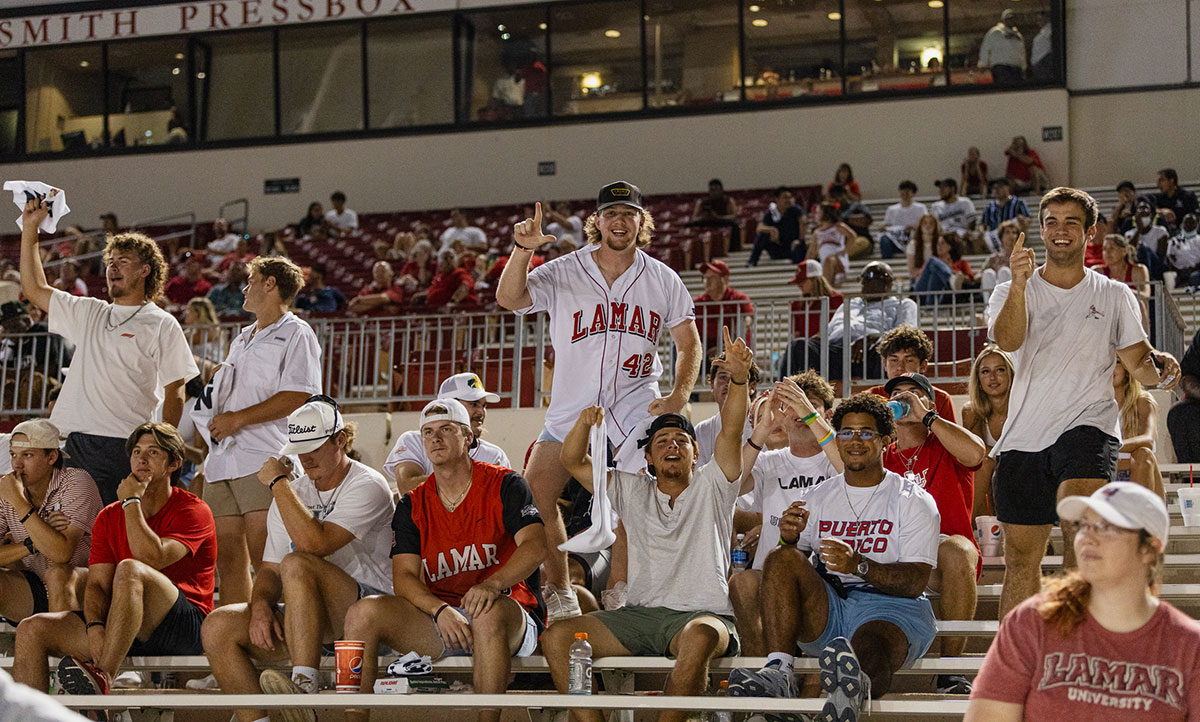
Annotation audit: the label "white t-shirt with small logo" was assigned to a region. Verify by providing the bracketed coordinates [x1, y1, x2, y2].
[740, 448, 839, 569]
[987, 268, 1146, 455]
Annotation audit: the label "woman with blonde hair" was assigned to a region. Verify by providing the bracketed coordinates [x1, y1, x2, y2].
[961, 344, 1015, 516]
[184, 296, 226, 370]
[1112, 361, 1165, 497]
[966, 482, 1199, 721]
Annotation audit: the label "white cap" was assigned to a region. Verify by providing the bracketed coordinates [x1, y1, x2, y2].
[10, 419, 69, 457]
[279, 397, 343, 455]
[1057, 482, 1170, 545]
[420, 398, 472, 430]
[438, 373, 500, 403]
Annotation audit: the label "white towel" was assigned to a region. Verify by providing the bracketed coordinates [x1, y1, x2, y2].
[3, 181, 70, 234]
[558, 416, 618, 553]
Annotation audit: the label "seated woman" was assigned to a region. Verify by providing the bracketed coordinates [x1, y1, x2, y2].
[805, 203, 856, 286]
[1003, 135, 1050, 196]
[788, 259, 844, 338]
[961, 344, 1014, 518]
[1112, 361, 1165, 498]
[913, 233, 977, 304]
[980, 219, 1021, 299]
[906, 213, 941, 287]
[1092, 233, 1150, 331]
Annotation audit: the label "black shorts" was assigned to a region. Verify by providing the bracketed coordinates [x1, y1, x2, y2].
[993, 425, 1119, 526]
[13, 570, 49, 619]
[72, 588, 205, 656]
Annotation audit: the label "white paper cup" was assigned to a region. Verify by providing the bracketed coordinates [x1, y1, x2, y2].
[1163, 271, 1178, 291]
[976, 515, 1003, 556]
[1178, 488, 1200, 527]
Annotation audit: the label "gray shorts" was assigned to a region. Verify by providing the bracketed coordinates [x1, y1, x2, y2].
[590, 605, 740, 657]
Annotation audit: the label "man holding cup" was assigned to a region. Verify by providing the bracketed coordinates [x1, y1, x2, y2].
[201, 396, 395, 722]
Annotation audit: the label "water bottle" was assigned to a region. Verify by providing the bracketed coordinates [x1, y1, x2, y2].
[568, 632, 593, 695]
[887, 400, 909, 420]
[731, 533, 749, 571]
[715, 680, 732, 722]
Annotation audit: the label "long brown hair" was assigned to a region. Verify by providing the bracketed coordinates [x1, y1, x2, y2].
[913, 214, 941, 272]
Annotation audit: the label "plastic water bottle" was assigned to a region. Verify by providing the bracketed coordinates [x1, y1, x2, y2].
[731, 534, 749, 571]
[715, 680, 732, 722]
[568, 632, 593, 695]
[887, 400, 909, 420]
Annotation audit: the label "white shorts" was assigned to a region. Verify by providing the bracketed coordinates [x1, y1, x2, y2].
[439, 604, 540, 658]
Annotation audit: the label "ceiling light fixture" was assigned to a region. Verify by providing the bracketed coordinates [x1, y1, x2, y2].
[828, 11, 842, 20]
[751, 18, 768, 27]
[604, 29, 621, 38]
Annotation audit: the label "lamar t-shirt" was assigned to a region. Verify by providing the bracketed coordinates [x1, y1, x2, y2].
[89, 488, 217, 614]
[988, 268, 1146, 455]
[971, 595, 1200, 720]
[741, 449, 839, 569]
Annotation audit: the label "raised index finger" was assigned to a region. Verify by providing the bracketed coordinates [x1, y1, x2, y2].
[533, 202, 543, 228]
[722, 325, 733, 350]
[1012, 232, 1026, 252]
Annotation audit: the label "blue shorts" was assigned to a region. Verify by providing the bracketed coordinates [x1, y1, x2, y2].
[798, 584, 936, 668]
[536, 427, 562, 444]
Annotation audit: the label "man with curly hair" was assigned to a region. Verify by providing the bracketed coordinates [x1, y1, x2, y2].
[19, 198, 197, 505]
[867, 325, 957, 421]
[729, 393, 940, 722]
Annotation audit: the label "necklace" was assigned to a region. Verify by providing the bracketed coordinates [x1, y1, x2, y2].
[894, 435, 929, 480]
[314, 479, 346, 520]
[438, 479, 472, 512]
[842, 478, 885, 520]
[104, 302, 149, 332]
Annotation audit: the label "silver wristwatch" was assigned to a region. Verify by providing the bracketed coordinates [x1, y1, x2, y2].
[856, 556, 869, 577]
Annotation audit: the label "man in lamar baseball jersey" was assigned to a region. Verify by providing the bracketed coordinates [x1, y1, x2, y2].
[19, 198, 198, 506]
[989, 187, 1180, 619]
[729, 371, 842, 655]
[497, 182, 702, 620]
[730, 393, 940, 722]
[383, 373, 512, 493]
[197, 256, 322, 608]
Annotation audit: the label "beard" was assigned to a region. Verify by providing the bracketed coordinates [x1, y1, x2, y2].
[1045, 242, 1084, 267]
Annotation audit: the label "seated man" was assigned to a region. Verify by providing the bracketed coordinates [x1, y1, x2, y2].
[12, 423, 217, 695]
[878, 181, 927, 259]
[342, 399, 547, 722]
[866, 325, 958, 421]
[416, 250, 478, 309]
[383, 373, 512, 493]
[0, 420, 102, 621]
[729, 393, 940, 722]
[880, 373, 984, 695]
[693, 261, 754, 358]
[979, 178, 1030, 253]
[544, 328, 754, 722]
[750, 187, 807, 266]
[730, 372, 842, 655]
[348, 261, 405, 316]
[1167, 326, 1200, 463]
[202, 396, 395, 722]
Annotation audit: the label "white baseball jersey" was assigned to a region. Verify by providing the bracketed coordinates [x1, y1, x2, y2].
[796, 470, 939, 592]
[383, 429, 511, 483]
[517, 244, 695, 446]
[739, 448, 839, 569]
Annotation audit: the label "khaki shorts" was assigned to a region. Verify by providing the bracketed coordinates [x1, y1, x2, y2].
[590, 606, 740, 657]
[206, 472, 274, 517]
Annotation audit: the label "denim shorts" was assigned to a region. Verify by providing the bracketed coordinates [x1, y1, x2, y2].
[798, 584, 936, 667]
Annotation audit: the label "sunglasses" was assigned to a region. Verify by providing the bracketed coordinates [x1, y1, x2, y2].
[835, 429, 880, 441]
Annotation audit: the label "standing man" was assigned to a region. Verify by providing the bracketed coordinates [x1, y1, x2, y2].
[693, 260, 755, 357]
[12, 423, 217, 695]
[497, 183, 701, 621]
[978, 9, 1026, 84]
[196, 257, 322, 607]
[382, 373, 511, 493]
[989, 187, 1180, 619]
[342, 398, 547, 722]
[201, 396, 395, 722]
[19, 198, 198, 505]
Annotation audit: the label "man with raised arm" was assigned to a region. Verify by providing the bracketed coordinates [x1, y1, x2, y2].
[497, 183, 702, 621]
[542, 327, 751, 722]
[988, 187, 1180, 619]
[19, 198, 197, 505]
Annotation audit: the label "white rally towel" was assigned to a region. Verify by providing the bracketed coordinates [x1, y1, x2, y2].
[3, 181, 70, 234]
[558, 415, 618, 553]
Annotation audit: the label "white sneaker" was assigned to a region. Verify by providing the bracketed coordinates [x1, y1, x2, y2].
[185, 673, 219, 690]
[601, 581, 628, 611]
[112, 671, 145, 689]
[542, 584, 582, 622]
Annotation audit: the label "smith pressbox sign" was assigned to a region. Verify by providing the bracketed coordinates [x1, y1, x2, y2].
[0, 0, 552, 49]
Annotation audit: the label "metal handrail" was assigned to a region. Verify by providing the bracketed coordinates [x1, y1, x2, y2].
[131, 210, 197, 249]
[219, 198, 250, 235]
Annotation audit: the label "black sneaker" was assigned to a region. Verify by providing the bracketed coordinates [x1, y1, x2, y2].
[935, 674, 973, 695]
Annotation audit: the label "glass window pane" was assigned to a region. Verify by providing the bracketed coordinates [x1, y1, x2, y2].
[949, 0, 1053, 86]
[742, 2, 843, 101]
[644, 0, 740, 108]
[193, 31, 274, 141]
[279, 25, 363, 135]
[457, 8, 547, 123]
[106, 38, 191, 148]
[550, 1, 643, 116]
[0, 51, 18, 156]
[844, 0, 947, 94]
[368, 16, 454, 128]
[24, 45, 103, 153]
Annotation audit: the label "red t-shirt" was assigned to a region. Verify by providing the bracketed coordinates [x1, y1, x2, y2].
[392, 462, 543, 619]
[950, 258, 975, 281]
[882, 432, 979, 575]
[88, 488, 217, 614]
[971, 595, 1200, 720]
[867, 384, 958, 424]
[1085, 242, 1106, 268]
[791, 294, 844, 338]
[425, 267, 477, 308]
[694, 288, 754, 342]
[164, 275, 213, 305]
[1006, 148, 1045, 183]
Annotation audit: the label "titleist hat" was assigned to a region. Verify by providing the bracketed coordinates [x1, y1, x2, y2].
[638, 413, 697, 449]
[438, 373, 500, 403]
[597, 181, 644, 212]
[1057, 482, 1170, 545]
[280, 395, 343, 455]
[420, 398, 472, 429]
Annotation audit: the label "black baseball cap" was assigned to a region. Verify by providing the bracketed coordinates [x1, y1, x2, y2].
[883, 372, 936, 402]
[934, 178, 958, 190]
[598, 181, 644, 212]
[638, 413, 697, 448]
[1116, 180, 1136, 193]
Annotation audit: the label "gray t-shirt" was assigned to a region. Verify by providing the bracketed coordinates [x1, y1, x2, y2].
[608, 460, 740, 616]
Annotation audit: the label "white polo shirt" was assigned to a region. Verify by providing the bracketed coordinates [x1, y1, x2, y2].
[201, 312, 323, 481]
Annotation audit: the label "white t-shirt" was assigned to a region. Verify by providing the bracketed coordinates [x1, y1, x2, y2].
[741, 449, 839, 569]
[207, 233, 241, 254]
[987, 268, 1146, 455]
[48, 290, 199, 438]
[325, 208, 359, 230]
[883, 202, 928, 234]
[439, 226, 488, 251]
[608, 460, 741, 615]
[1167, 232, 1200, 271]
[200, 312, 323, 481]
[382, 429, 511, 484]
[546, 215, 583, 242]
[797, 471, 940, 590]
[932, 198, 977, 234]
[262, 460, 395, 593]
[694, 413, 752, 466]
[1126, 226, 1169, 253]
